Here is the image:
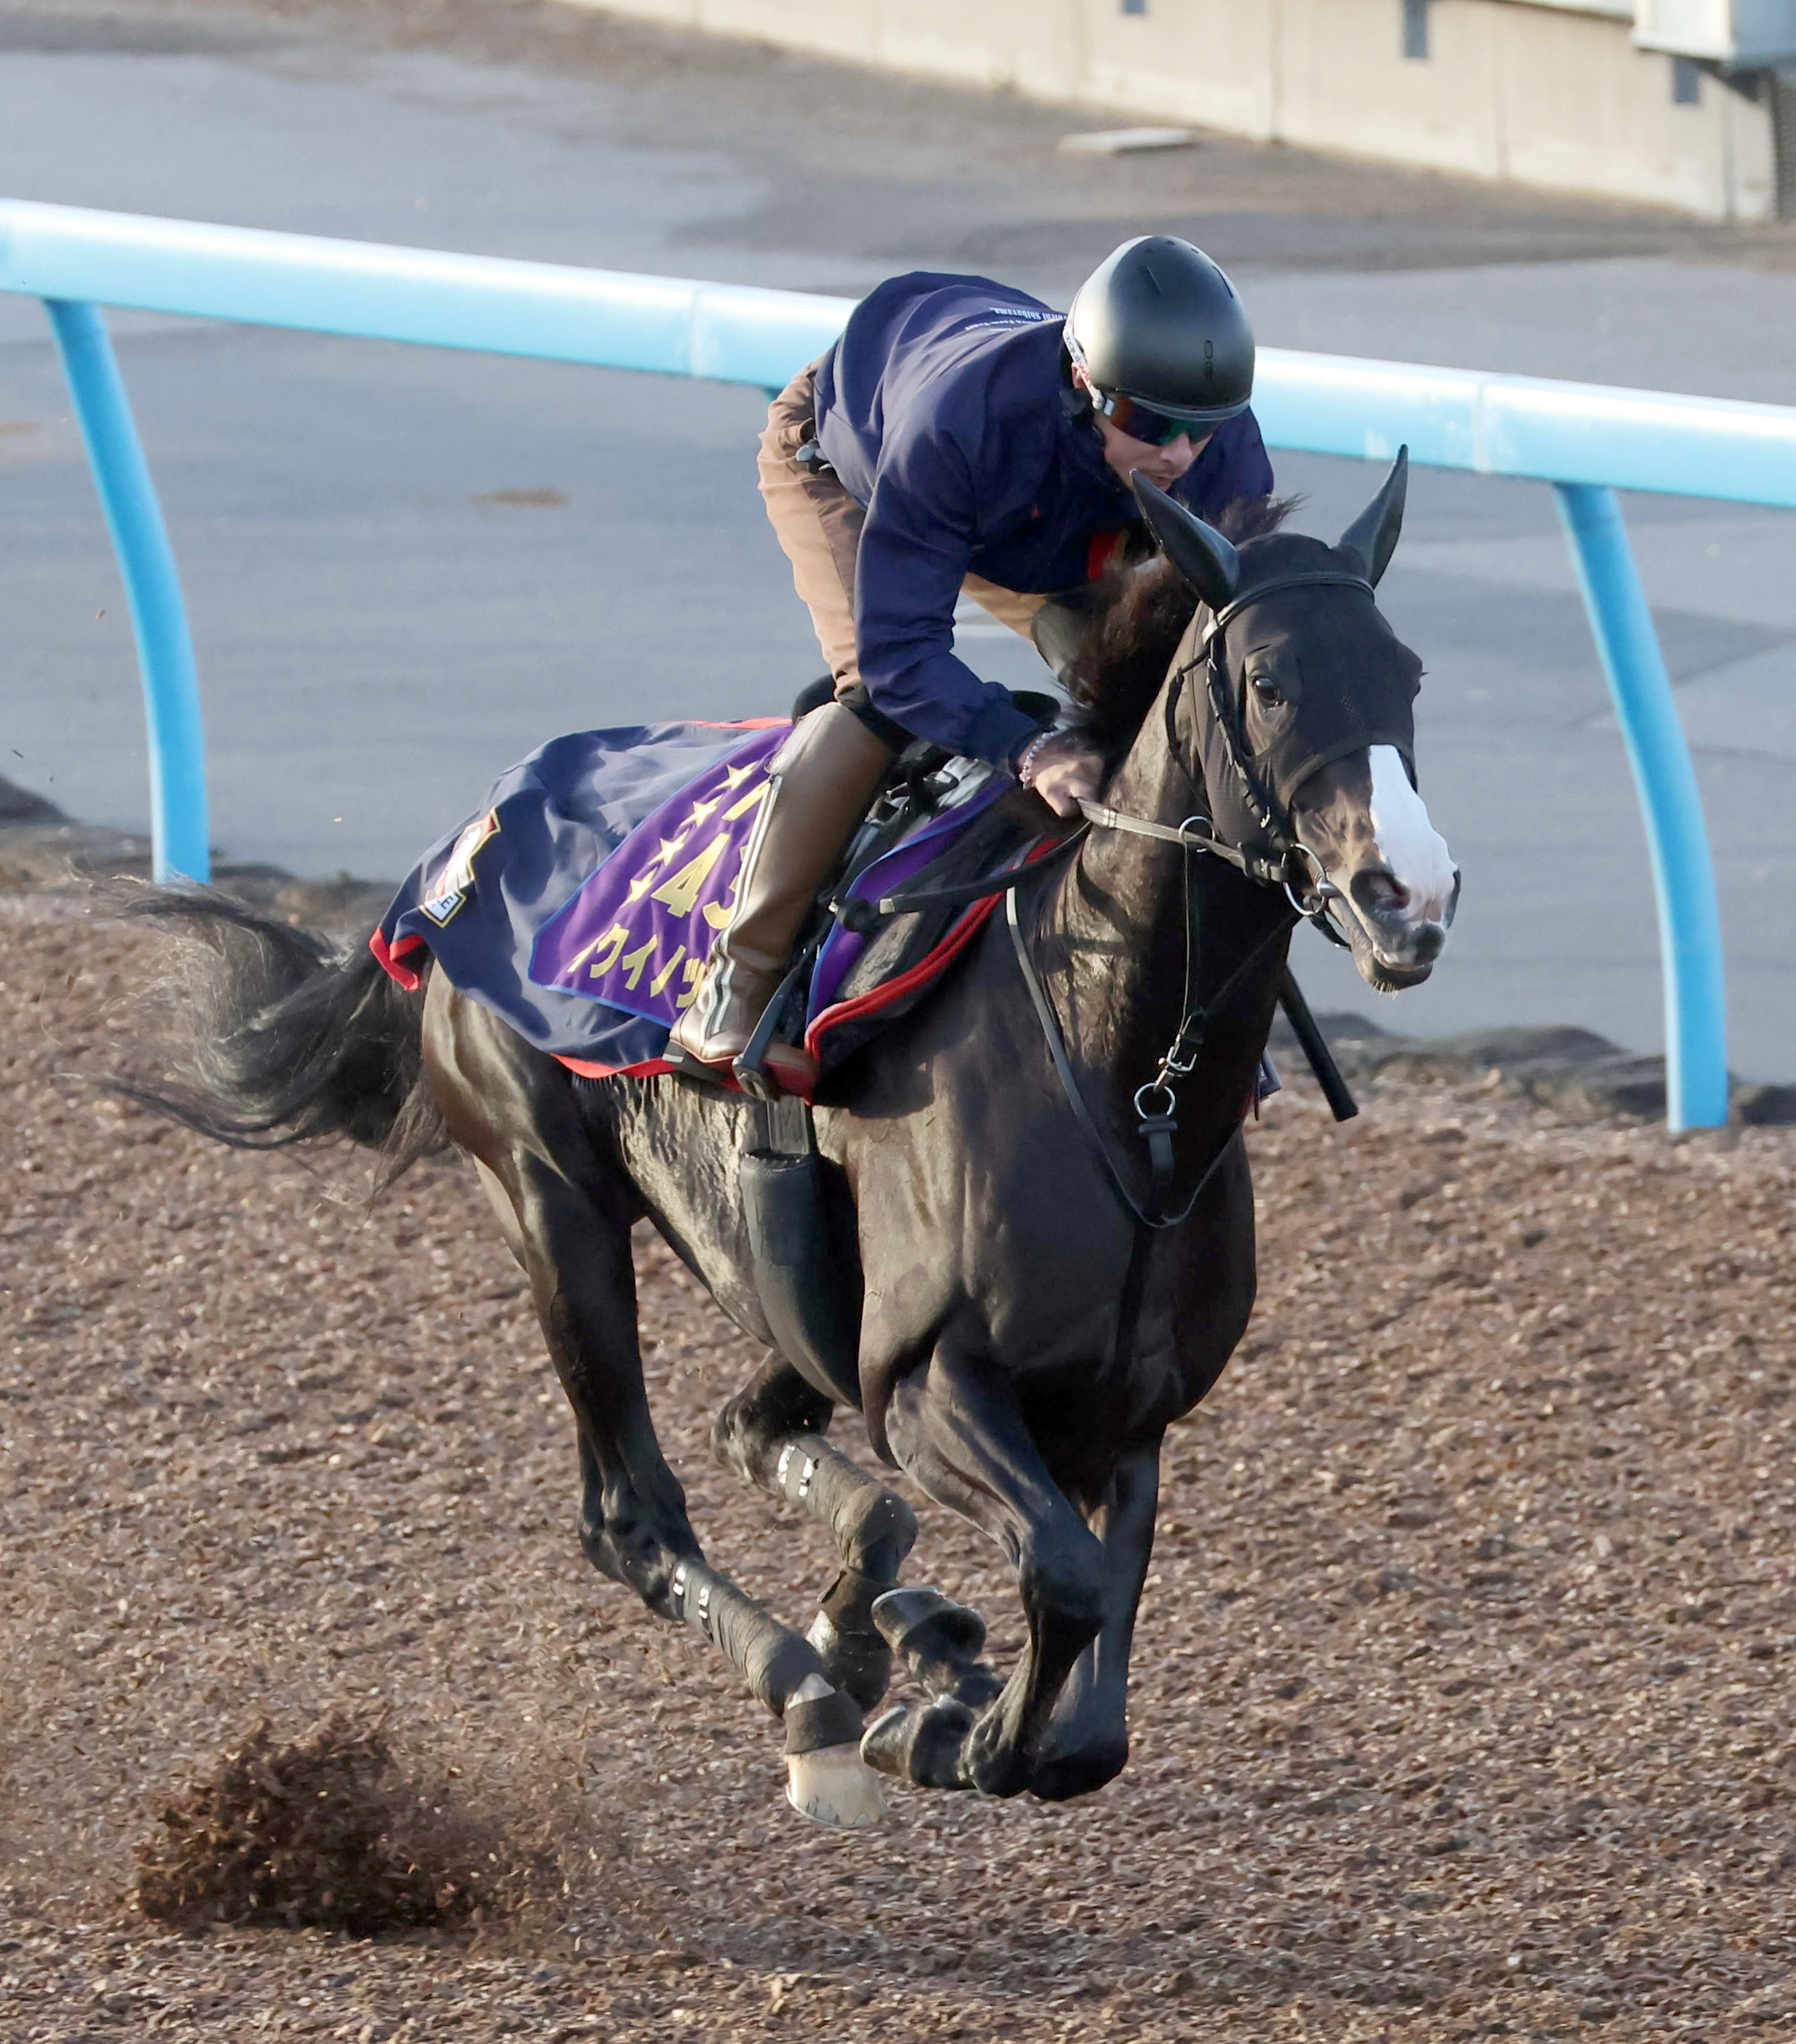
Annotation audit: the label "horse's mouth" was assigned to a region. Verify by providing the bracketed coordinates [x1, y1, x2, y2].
[1336, 903, 1447, 993]
[1319, 858, 1458, 995]
[1360, 946, 1437, 993]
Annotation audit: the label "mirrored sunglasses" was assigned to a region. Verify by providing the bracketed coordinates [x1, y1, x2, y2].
[1092, 388, 1212, 448]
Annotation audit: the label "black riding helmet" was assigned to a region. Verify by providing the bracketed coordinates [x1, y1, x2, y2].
[1065, 235, 1255, 432]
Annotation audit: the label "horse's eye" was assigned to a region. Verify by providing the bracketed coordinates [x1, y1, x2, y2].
[1251, 676, 1286, 708]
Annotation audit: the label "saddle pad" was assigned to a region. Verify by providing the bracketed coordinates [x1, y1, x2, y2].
[371, 718, 1027, 1081]
[373, 720, 787, 1073]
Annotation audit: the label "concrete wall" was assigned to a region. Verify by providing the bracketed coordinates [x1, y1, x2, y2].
[565, 0, 1783, 221]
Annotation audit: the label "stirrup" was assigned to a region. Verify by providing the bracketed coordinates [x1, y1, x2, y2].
[733, 959, 815, 1102]
[662, 1037, 740, 1092]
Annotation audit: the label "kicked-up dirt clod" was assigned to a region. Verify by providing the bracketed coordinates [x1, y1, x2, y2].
[3, 888, 1795, 2042]
[135, 1709, 520, 1935]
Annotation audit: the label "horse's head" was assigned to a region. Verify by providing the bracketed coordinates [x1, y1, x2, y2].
[1129, 453, 1457, 991]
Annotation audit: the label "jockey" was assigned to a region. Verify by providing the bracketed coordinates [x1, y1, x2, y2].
[670, 234, 1274, 1091]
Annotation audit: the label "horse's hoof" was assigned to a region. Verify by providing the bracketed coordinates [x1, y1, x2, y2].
[959, 1722, 1033, 1800]
[785, 1741, 885, 1829]
[860, 1699, 973, 1789]
[870, 1585, 986, 1673]
[1030, 1735, 1129, 1802]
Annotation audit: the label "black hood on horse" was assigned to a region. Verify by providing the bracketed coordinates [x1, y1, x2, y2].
[1135, 455, 1421, 855]
[1057, 454, 1455, 992]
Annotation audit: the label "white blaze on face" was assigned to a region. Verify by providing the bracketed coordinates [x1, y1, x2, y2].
[1368, 745, 1456, 924]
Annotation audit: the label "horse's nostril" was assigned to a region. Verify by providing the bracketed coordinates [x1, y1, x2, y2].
[1351, 869, 1409, 921]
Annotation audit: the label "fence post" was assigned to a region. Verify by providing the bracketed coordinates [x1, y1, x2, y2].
[1553, 481, 1728, 1129]
[44, 298, 208, 884]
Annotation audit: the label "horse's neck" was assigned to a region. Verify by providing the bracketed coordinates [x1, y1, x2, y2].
[1042, 681, 1288, 1133]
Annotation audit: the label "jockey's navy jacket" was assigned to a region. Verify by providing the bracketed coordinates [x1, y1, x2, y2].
[813, 272, 1275, 768]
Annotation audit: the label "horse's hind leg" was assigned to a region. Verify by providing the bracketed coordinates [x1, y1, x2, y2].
[585, 1422, 880, 1826]
[424, 986, 882, 1826]
[713, 1353, 918, 1712]
[509, 1173, 880, 1826]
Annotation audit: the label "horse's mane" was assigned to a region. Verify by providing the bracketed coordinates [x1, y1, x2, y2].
[1064, 493, 1302, 756]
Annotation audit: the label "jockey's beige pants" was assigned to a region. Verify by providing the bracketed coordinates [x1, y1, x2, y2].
[758, 363, 1045, 711]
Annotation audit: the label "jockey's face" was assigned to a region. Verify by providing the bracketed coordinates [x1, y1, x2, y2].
[1072, 364, 1212, 491]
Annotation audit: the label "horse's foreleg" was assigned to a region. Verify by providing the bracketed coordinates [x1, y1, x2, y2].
[1029, 1437, 1162, 1801]
[867, 1344, 1106, 1799]
[713, 1352, 918, 1712]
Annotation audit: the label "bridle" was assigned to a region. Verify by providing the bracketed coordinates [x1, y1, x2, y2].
[827, 564, 1393, 1227]
[1010, 566, 1384, 1229]
[1074, 799, 1337, 924]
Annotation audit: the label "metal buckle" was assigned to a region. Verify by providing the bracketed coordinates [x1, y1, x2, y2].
[1281, 841, 1335, 919]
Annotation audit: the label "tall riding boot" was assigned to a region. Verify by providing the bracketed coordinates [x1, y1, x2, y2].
[668, 703, 895, 1093]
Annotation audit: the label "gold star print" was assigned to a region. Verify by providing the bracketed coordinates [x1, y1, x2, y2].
[625, 831, 692, 903]
[720, 760, 761, 792]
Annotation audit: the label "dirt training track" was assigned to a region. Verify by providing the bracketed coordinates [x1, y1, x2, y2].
[3, 891, 1795, 2042]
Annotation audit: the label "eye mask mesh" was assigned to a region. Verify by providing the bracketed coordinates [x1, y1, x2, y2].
[1186, 575, 1422, 853]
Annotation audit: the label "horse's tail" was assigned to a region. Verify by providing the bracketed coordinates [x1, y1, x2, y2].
[118, 887, 445, 1181]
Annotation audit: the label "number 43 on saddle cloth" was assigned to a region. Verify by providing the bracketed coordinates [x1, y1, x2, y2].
[371, 718, 1032, 1090]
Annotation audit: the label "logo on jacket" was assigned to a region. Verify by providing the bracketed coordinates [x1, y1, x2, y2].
[420, 809, 500, 926]
[963, 305, 1058, 333]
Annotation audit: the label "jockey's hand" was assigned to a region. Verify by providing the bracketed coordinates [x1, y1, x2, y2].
[1019, 732, 1105, 820]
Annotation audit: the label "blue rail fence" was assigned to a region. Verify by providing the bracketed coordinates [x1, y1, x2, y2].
[5, 199, 1794, 1128]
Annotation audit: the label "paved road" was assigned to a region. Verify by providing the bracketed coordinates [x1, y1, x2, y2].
[2, 0, 1793, 1075]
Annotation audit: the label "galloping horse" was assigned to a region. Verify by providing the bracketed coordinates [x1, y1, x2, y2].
[130, 459, 1457, 1828]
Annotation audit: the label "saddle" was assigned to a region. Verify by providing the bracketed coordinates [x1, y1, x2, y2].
[757, 760, 1056, 1099]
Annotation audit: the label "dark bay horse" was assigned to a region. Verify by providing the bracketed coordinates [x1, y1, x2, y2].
[129, 457, 1456, 1828]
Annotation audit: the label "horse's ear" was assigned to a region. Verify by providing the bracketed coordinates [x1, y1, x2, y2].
[1337, 446, 1409, 586]
[1131, 472, 1241, 611]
